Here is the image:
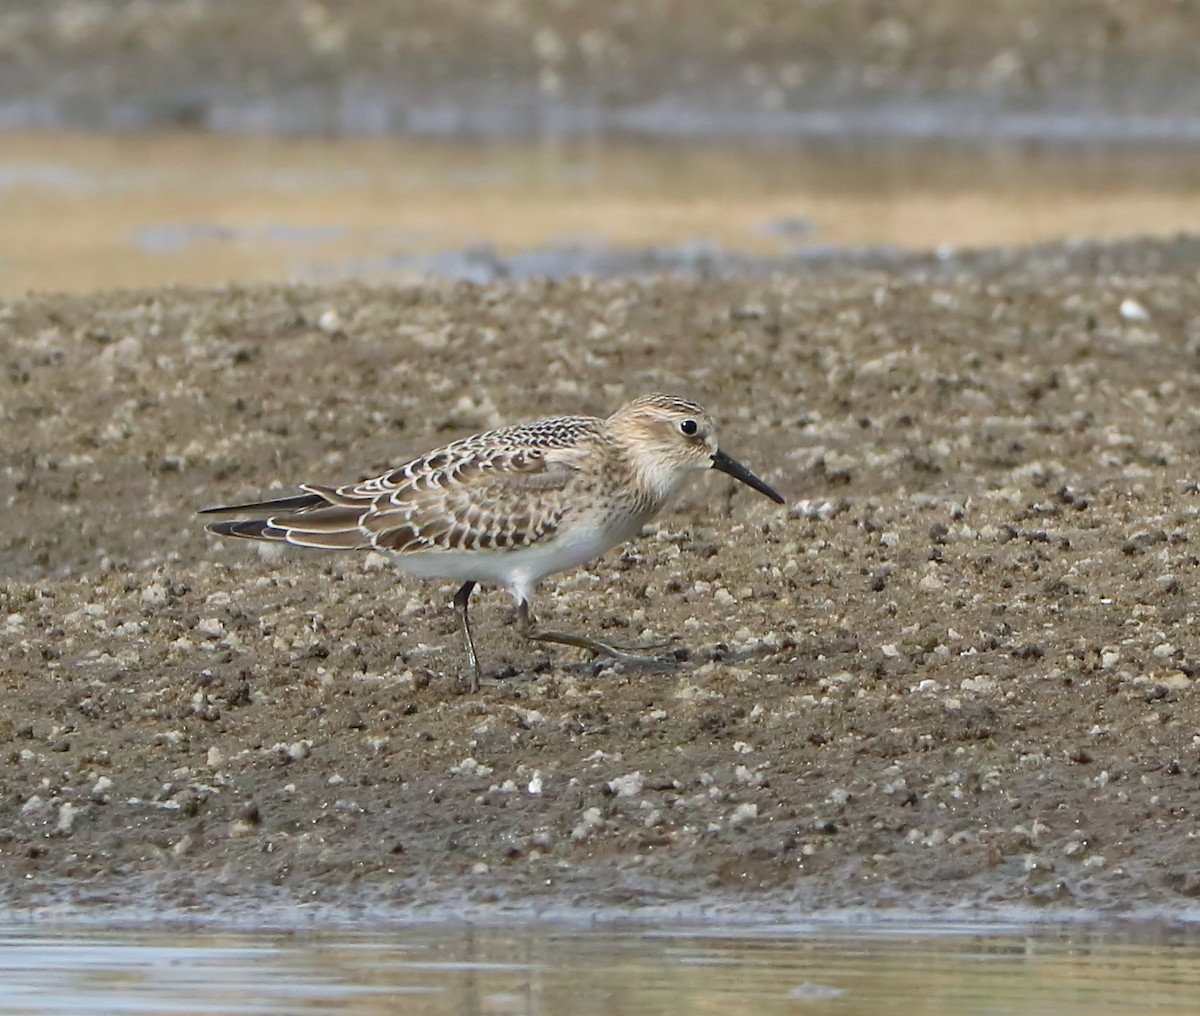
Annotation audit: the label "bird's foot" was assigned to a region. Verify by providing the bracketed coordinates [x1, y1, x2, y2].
[527, 629, 679, 667]
[460, 662, 481, 694]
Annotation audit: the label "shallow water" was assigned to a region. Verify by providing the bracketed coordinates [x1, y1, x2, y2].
[2, 133, 1200, 295]
[3, 921, 1199, 1015]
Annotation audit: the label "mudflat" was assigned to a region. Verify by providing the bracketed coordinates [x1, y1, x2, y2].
[4, 238, 1200, 918]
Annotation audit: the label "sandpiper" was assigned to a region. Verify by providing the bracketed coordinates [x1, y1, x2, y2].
[201, 393, 784, 690]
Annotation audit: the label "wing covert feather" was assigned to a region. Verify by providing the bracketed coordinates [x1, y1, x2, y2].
[360, 448, 582, 553]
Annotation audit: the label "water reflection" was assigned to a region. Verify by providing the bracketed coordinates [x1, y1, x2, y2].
[1, 921, 1198, 1015]
[2, 133, 1200, 295]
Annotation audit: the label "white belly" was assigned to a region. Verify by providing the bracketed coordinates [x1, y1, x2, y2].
[393, 513, 646, 603]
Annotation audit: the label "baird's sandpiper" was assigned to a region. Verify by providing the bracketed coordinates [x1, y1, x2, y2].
[201, 393, 784, 691]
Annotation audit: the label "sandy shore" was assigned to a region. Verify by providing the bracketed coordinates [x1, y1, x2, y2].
[3, 237, 1200, 919]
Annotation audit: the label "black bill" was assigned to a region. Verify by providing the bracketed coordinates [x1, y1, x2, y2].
[711, 449, 785, 504]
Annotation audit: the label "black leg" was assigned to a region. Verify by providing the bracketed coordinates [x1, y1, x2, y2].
[453, 580, 480, 692]
[515, 600, 672, 663]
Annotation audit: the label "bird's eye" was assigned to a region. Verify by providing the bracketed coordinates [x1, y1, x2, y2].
[679, 419, 699, 436]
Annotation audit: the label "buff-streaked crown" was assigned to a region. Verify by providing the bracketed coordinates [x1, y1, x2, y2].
[607, 394, 782, 504]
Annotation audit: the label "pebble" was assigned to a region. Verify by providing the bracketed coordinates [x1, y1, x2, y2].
[362, 552, 389, 572]
[1119, 298, 1150, 321]
[317, 308, 343, 334]
[735, 764, 765, 787]
[607, 771, 644, 798]
[728, 802, 758, 827]
[571, 806, 604, 841]
[56, 802, 78, 834]
[450, 756, 494, 777]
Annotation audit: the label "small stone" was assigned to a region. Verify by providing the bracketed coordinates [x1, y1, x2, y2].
[56, 802, 78, 834]
[607, 771, 644, 798]
[728, 802, 758, 827]
[571, 806, 604, 841]
[317, 308, 343, 334]
[196, 617, 224, 638]
[735, 764, 764, 786]
[450, 756, 494, 777]
[1119, 298, 1150, 322]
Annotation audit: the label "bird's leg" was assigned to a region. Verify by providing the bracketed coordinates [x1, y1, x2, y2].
[453, 580, 481, 692]
[516, 601, 672, 665]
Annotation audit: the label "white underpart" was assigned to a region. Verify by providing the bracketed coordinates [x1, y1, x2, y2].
[393, 512, 649, 605]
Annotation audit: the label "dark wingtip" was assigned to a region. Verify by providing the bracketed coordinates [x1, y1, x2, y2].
[205, 519, 273, 539]
[198, 491, 326, 517]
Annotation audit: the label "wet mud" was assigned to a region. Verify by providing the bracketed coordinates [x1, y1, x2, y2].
[4, 237, 1200, 919]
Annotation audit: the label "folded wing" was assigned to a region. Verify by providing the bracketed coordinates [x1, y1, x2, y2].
[201, 443, 580, 554]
